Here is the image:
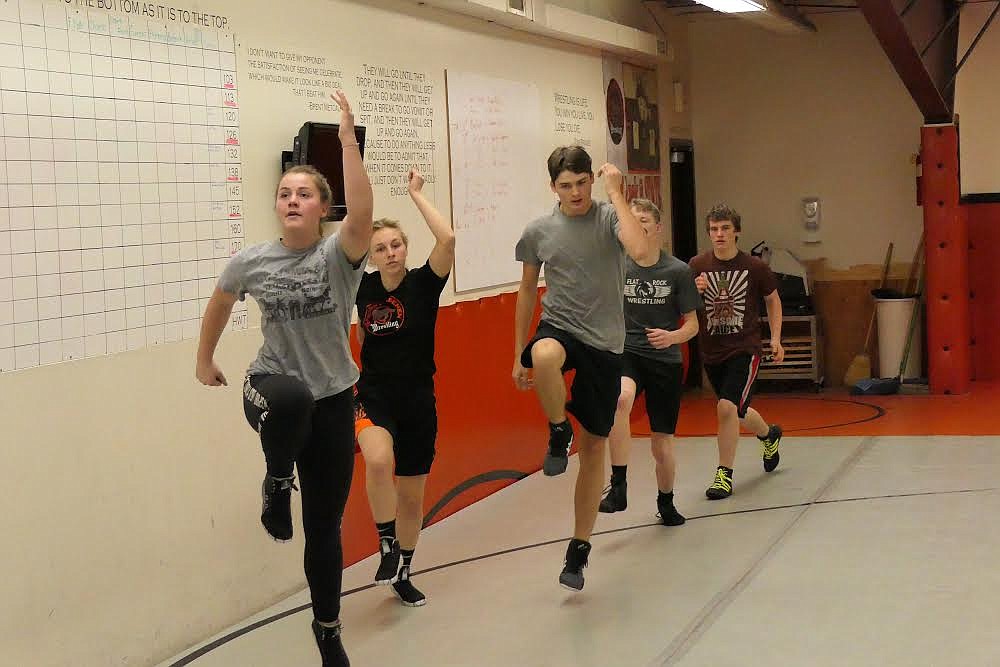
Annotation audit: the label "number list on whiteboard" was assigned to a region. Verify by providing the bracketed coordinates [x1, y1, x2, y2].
[446, 71, 542, 292]
[0, 0, 245, 373]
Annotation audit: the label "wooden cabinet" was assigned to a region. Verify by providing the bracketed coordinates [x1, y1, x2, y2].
[759, 315, 823, 389]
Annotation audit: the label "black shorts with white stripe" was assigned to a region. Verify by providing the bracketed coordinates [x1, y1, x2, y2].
[704, 353, 761, 418]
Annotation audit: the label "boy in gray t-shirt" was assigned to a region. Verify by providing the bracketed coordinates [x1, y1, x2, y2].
[597, 198, 702, 526]
[513, 146, 648, 592]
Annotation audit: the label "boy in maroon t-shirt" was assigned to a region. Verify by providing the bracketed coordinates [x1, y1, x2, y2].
[689, 205, 784, 499]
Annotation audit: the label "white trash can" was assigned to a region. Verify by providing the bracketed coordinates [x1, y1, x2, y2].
[875, 297, 921, 380]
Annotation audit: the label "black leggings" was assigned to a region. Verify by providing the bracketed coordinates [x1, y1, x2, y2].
[243, 374, 355, 623]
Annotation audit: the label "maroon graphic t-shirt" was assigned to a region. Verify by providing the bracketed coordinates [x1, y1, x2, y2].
[356, 262, 449, 379]
[688, 250, 778, 365]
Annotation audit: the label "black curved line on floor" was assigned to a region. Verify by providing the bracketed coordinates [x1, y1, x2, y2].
[422, 470, 529, 528]
[675, 397, 886, 437]
[167, 483, 996, 666]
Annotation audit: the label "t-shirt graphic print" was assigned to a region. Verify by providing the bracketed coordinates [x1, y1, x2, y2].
[362, 296, 405, 336]
[257, 262, 338, 324]
[703, 269, 750, 336]
[625, 279, 672, 304]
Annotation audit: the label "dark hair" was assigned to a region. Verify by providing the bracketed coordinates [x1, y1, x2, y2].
[547, 146, 593, 183]
[705, 204, 742, 233]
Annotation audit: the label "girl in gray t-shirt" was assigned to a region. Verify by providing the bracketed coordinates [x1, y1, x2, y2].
[194, 92, 371, 666]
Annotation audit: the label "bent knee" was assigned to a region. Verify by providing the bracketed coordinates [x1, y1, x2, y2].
[364, 452, 395, 480]
[616, 389, 636, 413]
[530, 338, 566, 368]
[717, 400, 738, 419]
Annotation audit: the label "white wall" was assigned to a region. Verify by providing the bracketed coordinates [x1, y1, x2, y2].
[0, 0, 623, 664]
[689, 13, 923, 268]
[955, 2, 1000, 195]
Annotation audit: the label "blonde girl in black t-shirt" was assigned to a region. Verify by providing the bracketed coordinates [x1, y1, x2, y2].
[353, 168, 454, 607]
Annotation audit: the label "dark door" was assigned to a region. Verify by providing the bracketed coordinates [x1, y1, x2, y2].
[669, 140, 702, 388]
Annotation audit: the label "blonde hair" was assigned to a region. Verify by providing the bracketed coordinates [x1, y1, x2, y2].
[372, 218, 409, 246]
[629, 197, 661, 223]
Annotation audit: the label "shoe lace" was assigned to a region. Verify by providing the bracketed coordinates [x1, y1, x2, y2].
[263, 478, 297, 511]
[711, 468, 731, 491]
[761, 437, 778, 457]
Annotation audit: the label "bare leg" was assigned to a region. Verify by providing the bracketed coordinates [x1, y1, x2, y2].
[740, 406, 770, 437]
[607, 377, 637, 467]
[395, 475, 428, 551]
[717, 399, 740, 468]
[358, 427, 396, 522]
[530, 338, 568, 422]
[650, 432, 676, 492]
[574, 429, 607, 541]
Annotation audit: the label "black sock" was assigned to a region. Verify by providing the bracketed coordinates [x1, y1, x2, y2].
[549, 420, 570, 432]
[376, 520, 396, 548]
[657, 490, 674, 504]
[611, 465, 627, 485]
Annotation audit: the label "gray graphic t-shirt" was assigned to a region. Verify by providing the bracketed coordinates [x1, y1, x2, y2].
[218, 233, 365, 399]
[515, 200, 625, 353]
[624, 253, 703, 363]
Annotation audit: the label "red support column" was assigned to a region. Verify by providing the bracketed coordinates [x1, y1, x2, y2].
[920, 124, 971, 394]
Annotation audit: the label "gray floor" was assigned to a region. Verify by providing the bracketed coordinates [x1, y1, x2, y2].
[162, 435, 1000, 666]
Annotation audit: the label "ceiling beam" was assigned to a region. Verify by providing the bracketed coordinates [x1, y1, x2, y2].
[857, 0, 952, 122]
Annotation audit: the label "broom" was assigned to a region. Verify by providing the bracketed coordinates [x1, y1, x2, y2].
[843, 242, 893, 386]
[851, 265, 924, 396]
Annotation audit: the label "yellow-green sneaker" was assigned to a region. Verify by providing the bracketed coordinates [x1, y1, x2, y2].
[705, 466, 733, 500]
[759, 424, 782, 473]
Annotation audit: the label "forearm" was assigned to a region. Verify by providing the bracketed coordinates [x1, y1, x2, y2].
[765, 298, 782, 342]
[339, 144, 374, 261]
[514, 287, 538, 355]
[197, 294, 235, 365]
[412, 190, 453, 246]
[676, 316, 699, 345]
[610, 191, 646, 260]
[342, 144, 373, 225]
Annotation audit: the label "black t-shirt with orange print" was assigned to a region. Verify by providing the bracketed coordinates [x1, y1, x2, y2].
[688, 250, 778, 365]
[356, 261, 449, 379]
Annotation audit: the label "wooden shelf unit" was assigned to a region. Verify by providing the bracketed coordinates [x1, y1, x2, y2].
[759, 315, 823, 387]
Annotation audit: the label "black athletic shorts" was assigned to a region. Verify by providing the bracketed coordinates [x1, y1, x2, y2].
[622, 352, 684, 434]
[354, 376, 437, 477]
[704, 353, 761, 419]
[521, 320, 623, 438]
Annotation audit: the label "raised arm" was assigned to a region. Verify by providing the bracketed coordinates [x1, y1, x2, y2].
[598, 162, 646, 262]
[512, 262, 542, 390]
[332, 91, 374, 264]
[408, 168, 455, 278]
[195, 287, 239, 386]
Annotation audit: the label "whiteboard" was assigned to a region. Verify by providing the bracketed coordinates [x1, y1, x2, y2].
[446, 70, 545, 292]
[0, 0, 246, 373]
